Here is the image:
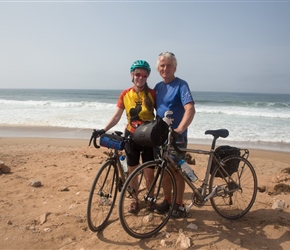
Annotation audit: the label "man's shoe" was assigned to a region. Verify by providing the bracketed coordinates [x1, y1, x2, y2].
[155, 199, 171, 214]
[171, 203, 187, 218]
[146, 201, 157, 212]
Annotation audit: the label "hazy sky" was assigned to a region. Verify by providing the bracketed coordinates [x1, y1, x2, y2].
[1, 0, 290, 94]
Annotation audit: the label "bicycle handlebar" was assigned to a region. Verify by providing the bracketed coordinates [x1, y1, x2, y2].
[88, 129, 132, 149]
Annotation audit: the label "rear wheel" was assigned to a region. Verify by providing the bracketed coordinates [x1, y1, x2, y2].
[118, 161, 177, 239]
[87, 160, 118, 231]
[209, 155, 257, 219]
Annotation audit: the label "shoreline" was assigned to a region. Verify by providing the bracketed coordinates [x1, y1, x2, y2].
[0, 125, 289, 153]
[1, 137, 289, 163]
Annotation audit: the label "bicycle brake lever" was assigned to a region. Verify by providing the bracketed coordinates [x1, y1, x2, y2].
[88, 130, 95, 146]
[163, 110, 174, 125]
[88, 130, 100, 148]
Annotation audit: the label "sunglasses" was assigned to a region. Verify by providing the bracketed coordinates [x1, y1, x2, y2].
[134, 73, 148, 79]
[159, 51, 175, 57]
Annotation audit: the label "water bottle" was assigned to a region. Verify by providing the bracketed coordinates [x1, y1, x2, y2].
[120, 155, 128, 174]
[179, 159, 198, 182]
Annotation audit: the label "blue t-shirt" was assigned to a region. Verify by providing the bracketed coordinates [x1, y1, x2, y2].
[154, 77, 194, 137]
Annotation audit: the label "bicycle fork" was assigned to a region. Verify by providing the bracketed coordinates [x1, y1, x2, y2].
[144, 162, 166, 204]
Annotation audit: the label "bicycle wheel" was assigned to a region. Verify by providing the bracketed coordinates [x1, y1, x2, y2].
[87, 160, 118, 232]
[209, 155, 257, 219]
[118, 161, 177, 239]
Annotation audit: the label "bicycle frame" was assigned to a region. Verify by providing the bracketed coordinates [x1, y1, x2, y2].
[150, 127, 249, 211]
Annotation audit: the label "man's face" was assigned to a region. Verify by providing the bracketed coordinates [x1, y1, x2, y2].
[158, 56, 176, 82]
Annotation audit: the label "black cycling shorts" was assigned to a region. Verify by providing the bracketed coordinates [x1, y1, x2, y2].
[124, 129, 154, 167]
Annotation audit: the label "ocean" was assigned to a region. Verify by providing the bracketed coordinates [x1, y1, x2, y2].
[0, 89, 289, 152]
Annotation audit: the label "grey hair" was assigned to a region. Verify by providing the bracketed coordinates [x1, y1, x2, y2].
[156, 51, 178, 69]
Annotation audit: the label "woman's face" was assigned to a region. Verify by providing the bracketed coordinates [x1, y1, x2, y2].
[131, 68, 149, 90]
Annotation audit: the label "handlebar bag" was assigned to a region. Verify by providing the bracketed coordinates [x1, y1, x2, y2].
[211, 145, 240, 177]
[133, 117, 169, 147]
[100, 133, 125, 150]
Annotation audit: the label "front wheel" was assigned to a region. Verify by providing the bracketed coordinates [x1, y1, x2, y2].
[87, 160, 118, 232]
[209, 155, 257, 220]
[118, 161, 177, 239]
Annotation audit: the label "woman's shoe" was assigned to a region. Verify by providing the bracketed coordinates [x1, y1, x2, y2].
[128, 201, 139, 214]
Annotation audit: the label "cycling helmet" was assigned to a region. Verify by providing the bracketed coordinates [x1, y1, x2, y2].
[130, 60, 151, 74]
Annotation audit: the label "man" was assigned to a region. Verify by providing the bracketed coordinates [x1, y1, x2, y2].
[154, 51, 196, 218]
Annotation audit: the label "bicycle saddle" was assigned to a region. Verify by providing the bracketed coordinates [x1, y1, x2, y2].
[205, 129, 229, 138]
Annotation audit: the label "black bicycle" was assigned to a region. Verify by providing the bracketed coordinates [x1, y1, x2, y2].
[118, 126, 258, 238]
[87, 130, 142, 232]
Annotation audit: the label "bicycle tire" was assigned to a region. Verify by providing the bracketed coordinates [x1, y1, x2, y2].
[209, 155, 257, 219]
[87, 160, 118, 232]
[118, 161, 177, 239]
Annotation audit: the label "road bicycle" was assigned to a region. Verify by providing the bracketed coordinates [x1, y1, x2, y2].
[87, 130, 143, 232]
[118, 126, 258, 239]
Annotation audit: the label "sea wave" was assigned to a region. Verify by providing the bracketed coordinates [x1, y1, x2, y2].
[196, 106, 290, 118]
[1, 89, 289, 151]
[0, 99, 116, 109]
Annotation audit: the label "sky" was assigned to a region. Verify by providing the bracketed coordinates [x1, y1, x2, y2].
[0, 0, 290, 94]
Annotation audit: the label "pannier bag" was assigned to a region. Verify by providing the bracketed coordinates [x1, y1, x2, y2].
[133, 117, 169, 147]
[100, 133, 125, 150]
[211, 145, 240, 177]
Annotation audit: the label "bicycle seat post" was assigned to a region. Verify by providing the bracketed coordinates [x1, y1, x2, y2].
[211, 136, 218, 150]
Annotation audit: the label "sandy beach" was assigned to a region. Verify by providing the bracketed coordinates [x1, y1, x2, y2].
[1, 136, 290, 250]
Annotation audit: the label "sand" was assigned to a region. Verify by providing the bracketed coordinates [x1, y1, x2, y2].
[0, 137, 290, 250]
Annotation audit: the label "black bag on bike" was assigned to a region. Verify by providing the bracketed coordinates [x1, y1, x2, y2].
[133, 117, 169, 147]
[100, 133, 125, 150]
[211, 145, 240, 177]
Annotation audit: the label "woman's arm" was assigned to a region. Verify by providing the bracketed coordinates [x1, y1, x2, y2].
[103, 107, 124, 132]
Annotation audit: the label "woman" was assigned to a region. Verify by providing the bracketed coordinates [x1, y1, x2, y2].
[95, 60, 156, 213]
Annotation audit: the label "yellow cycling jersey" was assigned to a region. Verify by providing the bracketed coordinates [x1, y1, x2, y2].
[117, 87, 156, 133]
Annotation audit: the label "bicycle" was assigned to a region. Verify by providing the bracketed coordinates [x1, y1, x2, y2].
[118, 126, 258, 239]
[87, 130, 143, 232]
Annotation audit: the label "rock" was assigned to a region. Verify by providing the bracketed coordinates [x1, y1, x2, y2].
[271, 174, 289, 183]
[40, 212, 50, 225]
[277, 174, 289, 182]
[0, 161, 11, 173]
[30, 180, 42, 187]
[281, 167, 290, 174]
[257, 186, 266, 192]
[160, 231, 171, 238]
[59, 187, 70, 192]
[187, 223, 198, 230]
[160, 239, 167, 247]
[234, 238, 242, 245]
[274, 183, 290, 193]
[176, 230, 191, 249]
[272, 199, 289, 211]
[142, 213, 154, 223]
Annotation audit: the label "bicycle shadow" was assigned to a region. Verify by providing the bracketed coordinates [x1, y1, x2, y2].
[164, 206, 290, 249]
[91, 188, 290, 250]
[94, 204, 290, 249]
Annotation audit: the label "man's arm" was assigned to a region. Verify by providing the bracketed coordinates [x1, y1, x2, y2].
[175, 102, 195, 134]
